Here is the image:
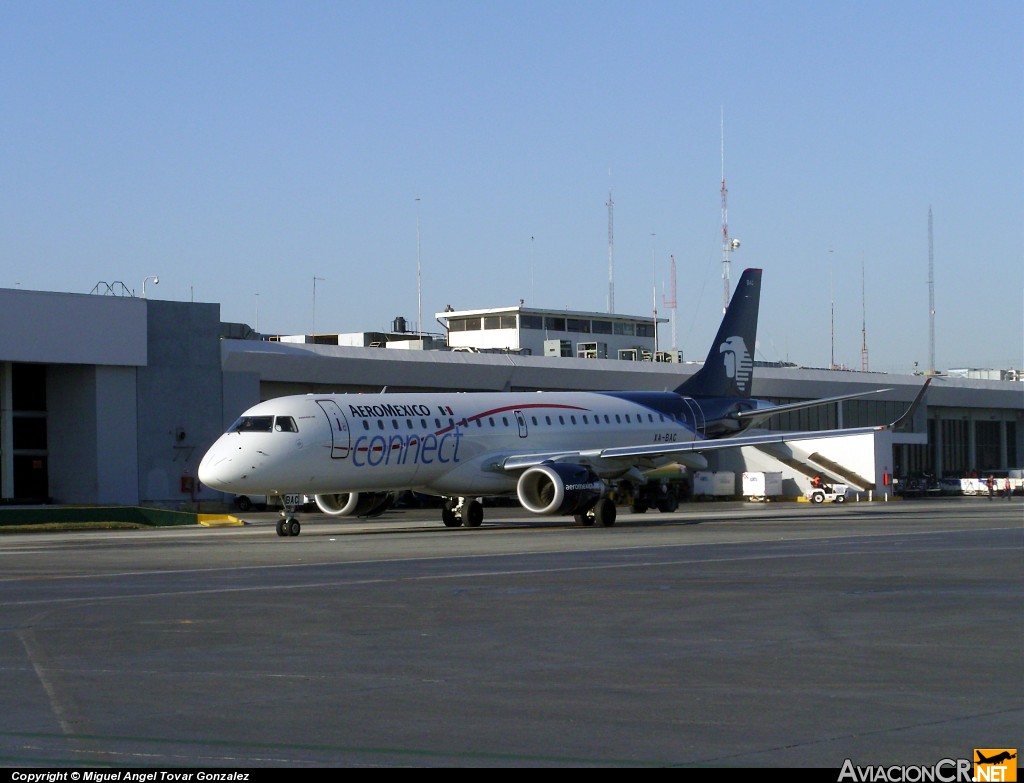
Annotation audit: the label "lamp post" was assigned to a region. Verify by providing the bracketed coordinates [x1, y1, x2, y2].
[141, 275, 159, 299]
[415, 196, 422, 335]
[312, 276, 325, 339]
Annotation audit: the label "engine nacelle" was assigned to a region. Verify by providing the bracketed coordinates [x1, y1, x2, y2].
[516, 462, 607, 516]
[314, 492, 395, 518]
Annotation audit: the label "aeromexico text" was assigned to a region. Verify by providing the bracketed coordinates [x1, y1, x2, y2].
[349, 403, 437, 418]
[347, 403, 462, 467]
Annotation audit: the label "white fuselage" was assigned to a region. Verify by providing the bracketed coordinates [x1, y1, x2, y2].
[198, 390, 704, 498]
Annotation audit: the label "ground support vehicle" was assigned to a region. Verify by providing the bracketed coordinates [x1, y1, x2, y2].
[743, 471, 783, 502]
[805, 483, 849, 504]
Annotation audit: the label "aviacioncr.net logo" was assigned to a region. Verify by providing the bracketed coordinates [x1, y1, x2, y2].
[838, 758, 973, 782]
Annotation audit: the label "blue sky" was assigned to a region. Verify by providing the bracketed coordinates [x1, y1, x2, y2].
[2, 0, 1021, 374]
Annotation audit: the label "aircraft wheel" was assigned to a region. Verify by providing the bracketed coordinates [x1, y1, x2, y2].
[574, 513, 595, 527]
[464, 500, 484, 527]
[657, 496, 679, 513]
[236, 496, 252, 512]
[441, 501, 461, 527]
[631, 501, 648, 513]
[276, 519, 288, 537]
[287, 518, 301, 536]
[594, 498, 616, 527]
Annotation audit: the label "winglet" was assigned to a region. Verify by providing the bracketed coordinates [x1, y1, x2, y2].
[889, 379, 931, 432]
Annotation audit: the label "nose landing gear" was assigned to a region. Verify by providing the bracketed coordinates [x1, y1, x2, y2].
[276, 497, 302, 537]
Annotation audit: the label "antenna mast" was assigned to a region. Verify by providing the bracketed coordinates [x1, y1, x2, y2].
[607, 186, 615, 313]
[720, 109, 738, 313]
[860, 258, 869, 371]
[928, 206, 935, 373]
[664, 253, 678, 358]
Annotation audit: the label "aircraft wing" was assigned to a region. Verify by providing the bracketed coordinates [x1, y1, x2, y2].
[500, 424, 891, 472]
[734, 387, 892, 425]
[502, 379, 930, 473]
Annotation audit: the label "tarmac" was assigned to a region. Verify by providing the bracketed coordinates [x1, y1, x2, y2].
[1, 497, 1020, 768]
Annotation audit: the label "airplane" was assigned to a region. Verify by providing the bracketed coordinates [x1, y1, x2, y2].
[977, 751, 1016, 765]
[198, 268, 930, 536]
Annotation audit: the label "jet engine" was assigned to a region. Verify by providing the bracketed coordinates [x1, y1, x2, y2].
[516, 462, 607, 516]
[314, 492, 396, 518]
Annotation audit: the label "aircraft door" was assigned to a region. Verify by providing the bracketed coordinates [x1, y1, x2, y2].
[315, 400, 352, 459]
[681, 397, 705, 437]
[514, 409, 528, 438]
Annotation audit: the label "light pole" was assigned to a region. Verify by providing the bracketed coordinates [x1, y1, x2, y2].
[141, 275, 159, 299]
[651, 233, 658, 358]
[312, 276, 324, 339]
[415, 196, 422, 335]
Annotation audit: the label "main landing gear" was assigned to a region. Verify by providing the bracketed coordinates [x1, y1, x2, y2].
[439, 496, 617, 528]
[573, 497, 616, 527]
[441, 497, 484, 528]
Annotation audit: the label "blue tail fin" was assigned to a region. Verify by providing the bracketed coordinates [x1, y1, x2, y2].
[675, 268, 762, 398]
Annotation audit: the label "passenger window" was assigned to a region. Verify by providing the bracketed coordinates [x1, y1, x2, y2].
[545, 416, 552, 425]
[377, 420, 385, 430]
[570, 415, 577, 425]
[362, 420, 370, 431]
[531, 416, 538, 425]
[502, 416, 509, 426]
[489, 417, 495, 427]
[558, 416, 565, 425]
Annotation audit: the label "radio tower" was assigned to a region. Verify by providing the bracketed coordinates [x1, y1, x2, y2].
[928, 206, 935, 373]
[664, 254, 678, 358]
[607, 187, 615, 313]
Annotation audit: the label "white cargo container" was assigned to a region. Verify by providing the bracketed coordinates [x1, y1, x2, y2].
[742, 471, 783, 502]
[693, 470, 736, 498]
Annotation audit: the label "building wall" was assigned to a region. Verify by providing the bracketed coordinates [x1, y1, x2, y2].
[0, 289, 147, 365]
[137, 300, 225, 505]
[46, 364, 141, 505]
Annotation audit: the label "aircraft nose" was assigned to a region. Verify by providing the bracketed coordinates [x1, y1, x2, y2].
[198, 439, 235, 490]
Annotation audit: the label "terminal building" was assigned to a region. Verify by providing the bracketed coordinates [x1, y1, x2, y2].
[0, 286, 1020, 507]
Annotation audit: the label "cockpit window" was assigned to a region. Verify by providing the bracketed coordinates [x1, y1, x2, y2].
[231, 416, 274, 433]
[275, 416, 298, 432]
